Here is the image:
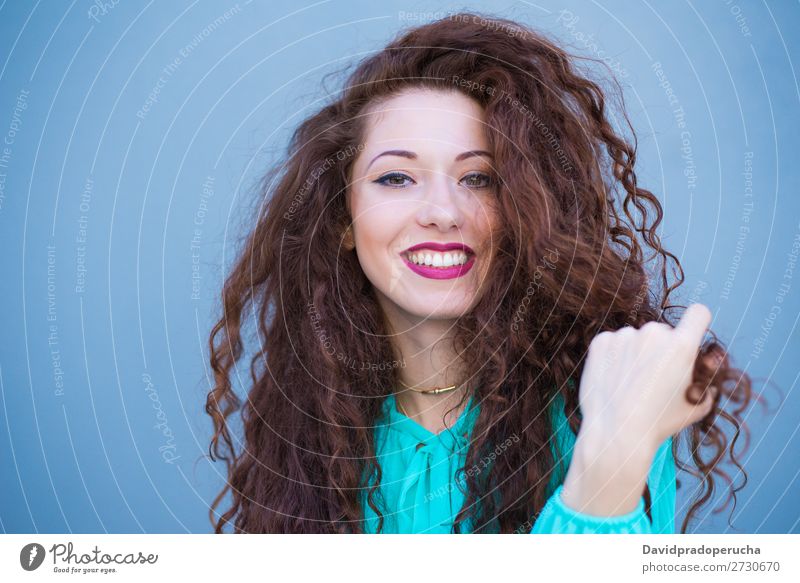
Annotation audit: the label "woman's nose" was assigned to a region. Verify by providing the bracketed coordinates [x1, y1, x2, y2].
[415, 174, 465, 230]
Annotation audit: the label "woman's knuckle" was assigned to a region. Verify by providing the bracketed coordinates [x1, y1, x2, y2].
[589, 332, 611, 353]
[674, 333, 697, 351]
[640, 321, 662, 334]
[594, 330, 612, 342]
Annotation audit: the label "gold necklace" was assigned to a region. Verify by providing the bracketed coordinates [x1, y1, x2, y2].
[395, 379, 465, 418]
[397, 378, 460, 395]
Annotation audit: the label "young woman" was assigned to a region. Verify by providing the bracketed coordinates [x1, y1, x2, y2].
[205, 13, 752, 534]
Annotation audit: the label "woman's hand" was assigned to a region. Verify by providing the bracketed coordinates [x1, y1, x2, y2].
[577, 302, 716, 455]
[560, 303, 717, 516]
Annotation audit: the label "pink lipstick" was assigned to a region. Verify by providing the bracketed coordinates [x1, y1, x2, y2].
[401, 242, 476, 280]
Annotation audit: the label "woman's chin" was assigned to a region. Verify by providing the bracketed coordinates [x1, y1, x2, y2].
[400, 299, 476, 321]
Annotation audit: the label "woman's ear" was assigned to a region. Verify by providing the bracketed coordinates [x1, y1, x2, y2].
[343, 225, 355, 251]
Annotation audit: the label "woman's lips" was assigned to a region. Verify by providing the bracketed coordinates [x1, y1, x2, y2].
[401, 254, 475, 279]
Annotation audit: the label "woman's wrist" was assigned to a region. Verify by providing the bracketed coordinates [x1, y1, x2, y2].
[560, 428, 657, 516]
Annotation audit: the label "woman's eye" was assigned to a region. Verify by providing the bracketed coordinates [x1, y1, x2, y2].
[374, 172, 415, 187]
[460, 172, 494, 189]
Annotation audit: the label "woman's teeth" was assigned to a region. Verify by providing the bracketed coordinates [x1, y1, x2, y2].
[406, 250, 470, 267]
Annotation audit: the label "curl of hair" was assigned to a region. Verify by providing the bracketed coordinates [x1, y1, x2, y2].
[205, 12, 756, 534]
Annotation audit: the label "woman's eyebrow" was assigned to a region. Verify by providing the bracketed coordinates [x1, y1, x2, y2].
[366, 149, 493, 171]
[366, 150, 416, 171]
[454, 149, 493, 161]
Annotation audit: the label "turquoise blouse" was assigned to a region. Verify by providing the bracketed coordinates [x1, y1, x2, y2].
[360, 392, 676, 534]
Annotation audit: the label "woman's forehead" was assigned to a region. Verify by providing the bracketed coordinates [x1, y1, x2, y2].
[358, 89, 489, 156]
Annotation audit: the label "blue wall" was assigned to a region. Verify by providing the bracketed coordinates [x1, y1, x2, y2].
[0, 0, 797, 533]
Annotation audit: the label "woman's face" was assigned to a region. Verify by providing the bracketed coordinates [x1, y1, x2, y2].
[347, 88, 500, 323]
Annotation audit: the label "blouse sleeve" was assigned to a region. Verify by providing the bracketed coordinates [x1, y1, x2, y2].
[529, 436, 676, 534]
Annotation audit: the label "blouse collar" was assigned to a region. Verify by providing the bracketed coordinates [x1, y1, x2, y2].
[379, 392, 480, 452]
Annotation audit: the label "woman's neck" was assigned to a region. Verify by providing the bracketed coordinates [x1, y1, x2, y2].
[388, 318, 472, 434]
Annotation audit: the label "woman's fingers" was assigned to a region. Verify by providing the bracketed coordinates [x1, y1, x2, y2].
[674, 303, 712, 350]
[687, 385, 717, 424]
[682, 346, 723, 426]
[577, 303, 719, 446]
[697, 388, 713, 417]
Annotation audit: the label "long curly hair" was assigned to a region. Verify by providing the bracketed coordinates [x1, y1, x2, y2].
[205, 12, 754, 534]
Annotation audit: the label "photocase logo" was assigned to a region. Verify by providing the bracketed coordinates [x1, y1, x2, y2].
[19, 543, 46, 571]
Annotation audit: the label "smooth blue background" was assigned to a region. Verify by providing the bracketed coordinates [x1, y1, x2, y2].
[0, 0, 798, 533]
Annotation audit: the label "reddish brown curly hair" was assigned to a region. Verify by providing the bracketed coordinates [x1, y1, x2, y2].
[205, 12, 754, 534]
